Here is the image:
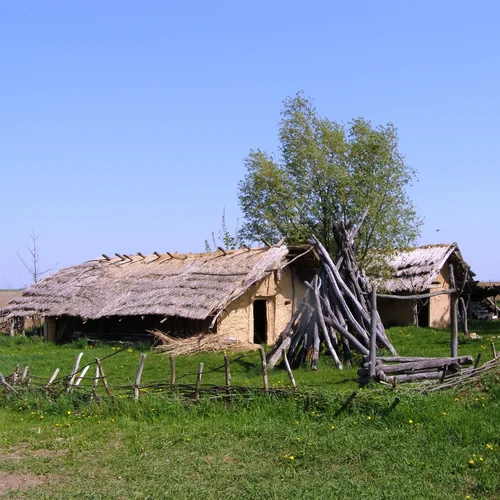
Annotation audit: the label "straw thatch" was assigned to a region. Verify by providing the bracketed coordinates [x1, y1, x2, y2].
[1, 246, 293, 321]
[380, 243, 473, 294]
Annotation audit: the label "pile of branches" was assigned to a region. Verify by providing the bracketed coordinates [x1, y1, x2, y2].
[268, 221, 396, 370]
[150, 330, 255, 355]
[358, 355, 475, 386]
[423, 355, 499, 392]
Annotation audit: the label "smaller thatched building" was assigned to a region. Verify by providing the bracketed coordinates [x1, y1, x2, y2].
[1, 245, 317, 345]
[377, 243, 474, 328]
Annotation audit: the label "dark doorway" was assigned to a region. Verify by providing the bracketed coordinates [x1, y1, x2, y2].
[418, 301, 429, 327]
[253, 300, 267, 344]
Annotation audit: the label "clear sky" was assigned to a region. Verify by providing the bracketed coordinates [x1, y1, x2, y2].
[1, 1, 499, 288]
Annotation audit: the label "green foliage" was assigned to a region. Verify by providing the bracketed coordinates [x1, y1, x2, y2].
[238, 92, 422, 268]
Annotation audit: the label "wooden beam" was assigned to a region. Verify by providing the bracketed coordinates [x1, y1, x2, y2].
[102, 254, 111, 261]
[261, 238, 272, 248]
[217, 246, 227, 255]
[377, 289, 457, 300]
[137, 252, 145, 259]
[114, 253, 125, 260]
[153, 251, 161, 258]
[167, 252, 187, 260]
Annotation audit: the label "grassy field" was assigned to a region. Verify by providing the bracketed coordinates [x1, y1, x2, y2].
[0, 322, 499, 499]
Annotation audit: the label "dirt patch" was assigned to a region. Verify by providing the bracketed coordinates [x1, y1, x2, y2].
[0, 471, 46, 495]
[0, 444, 68, 461]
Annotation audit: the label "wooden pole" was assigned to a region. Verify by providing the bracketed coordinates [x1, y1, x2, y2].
[67, 352, 84, 393]
[492, 342, 497, 359]
[474, 353, 482, 369]
[449, 264, 458, 357]
[224, 355, 231, 387]
[20, 366, 29, 384]
[283, 352, 296, 388]
[194, 362, 204, 402]
[45, 368, 60, 388]
[75, 365, 90, 386]
[313, 277, 342, 369]
[369, 284, 377, 380]
[91, 365, 100, 396]
[95, 358, 113, 397]
[170, 354, 176, 389]
[259, 346, 269, 392]
[134, 354, 147, 400]
[460, 296, 469, 335]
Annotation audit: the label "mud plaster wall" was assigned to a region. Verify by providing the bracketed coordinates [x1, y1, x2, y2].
[429, 265, 451, 328]
[217, 268, 306, 344]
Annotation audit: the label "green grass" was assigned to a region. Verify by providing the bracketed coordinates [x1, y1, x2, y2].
[0, 322, 499, 499]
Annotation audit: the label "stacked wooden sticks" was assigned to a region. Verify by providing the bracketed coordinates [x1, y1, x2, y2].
[267, 222, 397, 370]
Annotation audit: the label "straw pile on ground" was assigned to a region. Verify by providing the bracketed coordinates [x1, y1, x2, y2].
[150, 330, 257, 355]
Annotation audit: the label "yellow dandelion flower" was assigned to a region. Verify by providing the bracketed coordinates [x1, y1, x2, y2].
[67, 411, 71, 415]
[289, 455, 294, 460]
[367, 416, 372, 420]
[331, 425, 335, 430]
[486, 443, 494, 450]
[409, 420, 413, 424]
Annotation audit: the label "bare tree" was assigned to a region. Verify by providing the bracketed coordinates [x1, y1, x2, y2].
[17, 231, 58, 285]
[15, 231, 58, 335]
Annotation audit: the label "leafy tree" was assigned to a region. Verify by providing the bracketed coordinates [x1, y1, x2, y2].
[238, 92, 422, 269]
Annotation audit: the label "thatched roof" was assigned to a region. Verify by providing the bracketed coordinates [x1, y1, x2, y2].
[1, 245, 299, 320]
[380, 243, 473, 294]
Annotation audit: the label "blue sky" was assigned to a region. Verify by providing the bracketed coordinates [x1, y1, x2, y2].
[1, 1, 499, 288]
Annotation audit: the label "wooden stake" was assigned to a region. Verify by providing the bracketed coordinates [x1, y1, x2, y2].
[283, 352, 296, 388]
[75, 365, 90, 386]
[0, 373, 18, 393]
[369, 284, 377, 380]
[170, 354, 176, 389]
[91, 365, 100, 396]
[449, 264, 458, 357]
[45, 368, 60, 388]
[67, 352, 84, 393]
[194, 362, 204, 402]
[491, 342, 497, 359]
[334, 391, 357, 417]
[224, 355, 231, 387]
[259, 346, 269, 392]
[313, 276, 342, 369]
[440, 364, 448, 383]
[20, 366, 29, 383]
[134, 354, 147, 400]
[460, 296, 469, 335]
[95, 358, 113, 397]
[474, 353, 482, 369]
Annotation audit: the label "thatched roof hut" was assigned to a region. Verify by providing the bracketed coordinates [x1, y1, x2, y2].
[377, 243, 475, 328]
[1, 245, 317, 344]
